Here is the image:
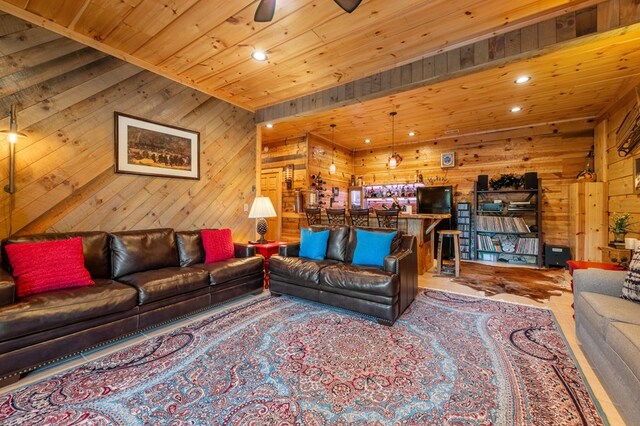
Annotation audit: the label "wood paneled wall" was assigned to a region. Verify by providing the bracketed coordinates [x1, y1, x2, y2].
[306, 134, 352, 209]
[603, 84, 640, 240]
[260, 135, 307, 241]
[261, 133, 353, 241]
[354, 120, 595, 247]
[0, 14, 256, 241]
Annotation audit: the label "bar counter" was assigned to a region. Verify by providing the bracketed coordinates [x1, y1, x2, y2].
[281, 211, 451, 275]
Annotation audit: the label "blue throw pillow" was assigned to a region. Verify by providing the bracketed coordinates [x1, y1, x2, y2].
[352, 229, 397, 267]
[299, 228, 330, 260]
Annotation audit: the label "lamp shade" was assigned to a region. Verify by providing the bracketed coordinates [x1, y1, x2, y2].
[248, 196, 277, 218]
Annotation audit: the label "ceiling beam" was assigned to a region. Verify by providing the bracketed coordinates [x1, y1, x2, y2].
[256, 0, 640, 124]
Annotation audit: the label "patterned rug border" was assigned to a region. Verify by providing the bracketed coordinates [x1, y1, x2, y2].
[1, 289, 609, 425]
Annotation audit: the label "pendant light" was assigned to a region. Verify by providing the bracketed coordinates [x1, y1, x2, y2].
[329, 124, 337, 175]
[389, 112, 398, 169]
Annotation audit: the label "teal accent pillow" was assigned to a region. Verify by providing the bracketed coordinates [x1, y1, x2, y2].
[352, 229, 397, 267]
[299, 228, 330, 260]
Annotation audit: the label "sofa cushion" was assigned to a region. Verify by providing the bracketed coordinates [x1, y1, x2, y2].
[622, 248, 640, 302]
[176, 230, 204, 267]
[577, 292, 640, 338]
[202, 229, 235, 263]
[117, 267, 210, 305]
[0, 279, 137, 342]
[606, 322, 640, 382]
[347, 227, 402, 262]
[111, 229, 179, 279]
[299, 228, 330, 260]
[352, 229, 396, 267]
[310, 225, 350, 262]
[270, 256, 332, 287]
[195, 256, 263, 285]
[320, 263, 399, 298]
[3, 231, 111, 279]
[6, 237, 95, 298]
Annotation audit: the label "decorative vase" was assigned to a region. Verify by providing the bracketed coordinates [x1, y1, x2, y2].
[614, 232, 627, 243]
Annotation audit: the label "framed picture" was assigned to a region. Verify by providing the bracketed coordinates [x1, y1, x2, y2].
[635, 155, 640, 194]
[114, 112, 200, 180]
[441, 152, 455, 168]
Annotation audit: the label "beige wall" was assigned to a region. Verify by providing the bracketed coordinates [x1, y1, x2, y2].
[0, 15, 256, 241]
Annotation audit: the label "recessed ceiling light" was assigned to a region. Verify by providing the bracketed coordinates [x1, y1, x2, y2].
[364, 138, 371, 144]
[514, 76, 531, 84]
[251, 50, 268, 61]
[265, 123, 274, 128]
[510, 106, 522, 113]
[408, 131, 416, 137]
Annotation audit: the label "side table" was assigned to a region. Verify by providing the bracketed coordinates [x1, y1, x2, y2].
[250, 241, 283, 289]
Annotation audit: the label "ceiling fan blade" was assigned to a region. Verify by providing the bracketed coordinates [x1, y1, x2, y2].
[333, 0, 362, 13]
[254, 0, 276, 22]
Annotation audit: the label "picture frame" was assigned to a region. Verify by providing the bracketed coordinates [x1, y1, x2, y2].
[441, 152, 455, 168]
[114, 112, 200, 180]
[635, 155, 640, 194]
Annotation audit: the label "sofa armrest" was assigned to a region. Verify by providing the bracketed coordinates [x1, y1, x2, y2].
[383, 249, 412, 275]
[573, 269, 627, 300]
[0, 268, 15, 307]
[234, 243, 256, 258]
[279, 243, 300, 257]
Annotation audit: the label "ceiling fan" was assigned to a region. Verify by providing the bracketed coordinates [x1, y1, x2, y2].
[254, 0, 363, 22]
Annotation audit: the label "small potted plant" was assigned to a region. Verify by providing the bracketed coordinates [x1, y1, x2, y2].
[611, 212, 632, 243]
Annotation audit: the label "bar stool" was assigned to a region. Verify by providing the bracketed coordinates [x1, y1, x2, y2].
[375, 209, 399, 229]
[349, 208, 370, 227]
[436, 230, 462, 277]
[305, 208, 322, 226]
[326, 208, 346, 225]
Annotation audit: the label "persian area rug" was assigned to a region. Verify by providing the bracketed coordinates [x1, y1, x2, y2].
[0, 291, 604, 425]
[452, 261, 571, 302]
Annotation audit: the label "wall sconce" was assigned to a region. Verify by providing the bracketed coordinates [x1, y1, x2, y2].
[284, 163, 294, 189]
[1, 105, 26, 194]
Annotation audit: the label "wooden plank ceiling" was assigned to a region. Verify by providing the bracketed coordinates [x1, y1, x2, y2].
[0, 0, 600, 111]
[1, 0, 638, 152]
[262, 25, 640, 149]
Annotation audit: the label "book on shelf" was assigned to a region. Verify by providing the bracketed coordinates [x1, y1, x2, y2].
[477, 216, 530, 233]
[515, 237, 538, 255]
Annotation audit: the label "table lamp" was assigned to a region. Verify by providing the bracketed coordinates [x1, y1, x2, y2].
[248, 196, 277, 244]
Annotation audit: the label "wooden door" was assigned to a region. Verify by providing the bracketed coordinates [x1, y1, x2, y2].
[260, 169, 282, 241]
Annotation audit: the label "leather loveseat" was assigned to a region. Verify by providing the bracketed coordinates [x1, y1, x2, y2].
[269, 225, 418, 325]
[0, 228, 264, 381]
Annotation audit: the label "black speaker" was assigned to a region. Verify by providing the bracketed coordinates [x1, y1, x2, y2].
[544, 244, 571, 268]
[477, 175, 489, 191]
[524, 172, 538, 190]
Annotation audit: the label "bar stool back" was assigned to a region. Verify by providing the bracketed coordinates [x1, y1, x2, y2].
[305, 208, 322, 226]
[436, 230, 462, 277]
[375, 209, 399, 229]
[349, 208, 370, 227]
[326, 208, 346, 225]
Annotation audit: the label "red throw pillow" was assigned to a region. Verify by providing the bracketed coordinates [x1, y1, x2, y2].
[5, 237, 95, 298]
[201, 229, 235, 263]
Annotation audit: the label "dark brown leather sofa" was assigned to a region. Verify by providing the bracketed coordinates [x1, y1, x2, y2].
[0, 228, 263, 381]
[269, 225, 418, 325]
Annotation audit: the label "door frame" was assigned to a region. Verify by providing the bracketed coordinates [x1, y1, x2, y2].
[261, 167, 282, 240]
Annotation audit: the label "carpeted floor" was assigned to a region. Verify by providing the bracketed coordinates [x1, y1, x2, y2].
[451, 261, 570, 302]
[0, 291, 604, 425]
